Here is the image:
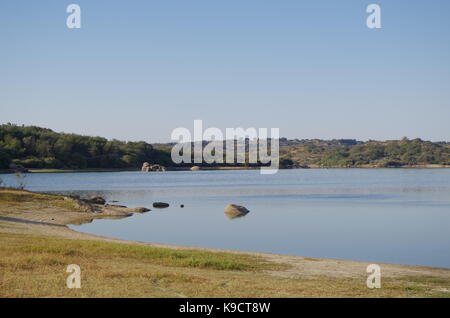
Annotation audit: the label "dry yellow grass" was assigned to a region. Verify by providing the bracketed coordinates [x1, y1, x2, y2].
[1, 233, 450, 298]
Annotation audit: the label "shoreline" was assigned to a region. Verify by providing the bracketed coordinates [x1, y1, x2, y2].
[2, 164, 450, 175]
[1, 188, 449, 271]
[1, 188, 450, 297]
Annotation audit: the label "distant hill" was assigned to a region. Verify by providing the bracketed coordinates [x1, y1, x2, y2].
[0, 124, 449, 170]
[279, 138, 450, 168]
[0, 124, 172, 170]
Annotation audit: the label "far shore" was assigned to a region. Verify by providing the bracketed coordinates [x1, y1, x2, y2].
[1, 166, 258, 174]
[1, 164, 449, 175]
[0, 188, 449, 298]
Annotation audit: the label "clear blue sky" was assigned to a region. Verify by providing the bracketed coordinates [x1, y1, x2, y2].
[1, 0, 449, 142]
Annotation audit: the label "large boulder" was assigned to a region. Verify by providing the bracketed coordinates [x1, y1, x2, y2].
[224, 204, 250, 219]
[142, 162, 166, 172]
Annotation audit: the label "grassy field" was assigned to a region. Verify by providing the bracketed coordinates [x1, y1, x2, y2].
[1, 233, 450, 298]
[0, 188, 89, 213]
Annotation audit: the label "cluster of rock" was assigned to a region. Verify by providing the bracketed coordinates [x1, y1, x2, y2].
[63, 195, 151, 217]
[86, 196, 106, 205]
[63, 194, 248, 222]
[141, 162, 166, 172]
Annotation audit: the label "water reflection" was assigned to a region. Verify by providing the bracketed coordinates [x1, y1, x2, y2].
[224, 212, 249, 220]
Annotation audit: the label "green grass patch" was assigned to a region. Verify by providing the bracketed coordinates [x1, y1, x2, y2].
[1, 232, 449, 298]
[0, 191, 49, 203]
[0, 188, 85, 212]
[2, 233, 282, 272]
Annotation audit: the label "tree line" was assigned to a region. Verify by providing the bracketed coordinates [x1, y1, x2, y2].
[1, 124, 449, 170]
[0, 124, 172, 170]
[279, 138, 450, 168]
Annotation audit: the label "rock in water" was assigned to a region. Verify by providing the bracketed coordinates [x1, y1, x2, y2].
[224, 204, 250, 219]
[153, 202, 169, 208]
[190, 166, 201, 171]
[141, 162, 151, 172]
[142, 162, 166, 172]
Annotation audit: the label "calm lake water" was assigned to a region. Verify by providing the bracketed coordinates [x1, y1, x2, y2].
[3, 169, 450, 268]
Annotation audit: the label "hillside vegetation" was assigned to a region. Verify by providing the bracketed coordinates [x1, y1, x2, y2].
[279, 138, 450, 168]
[1, 124, 449, 170]
[0, 124, 171, 170]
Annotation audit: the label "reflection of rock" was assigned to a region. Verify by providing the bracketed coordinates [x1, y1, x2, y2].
[224, 204, 250, 219]
[153, 202, 169, 208]
[142, 162, 166, 172]
[70, 218, 94, 226]
[190, 166, 201, 171]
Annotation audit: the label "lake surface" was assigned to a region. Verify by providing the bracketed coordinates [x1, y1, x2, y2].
[3, 169, 450, 268]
